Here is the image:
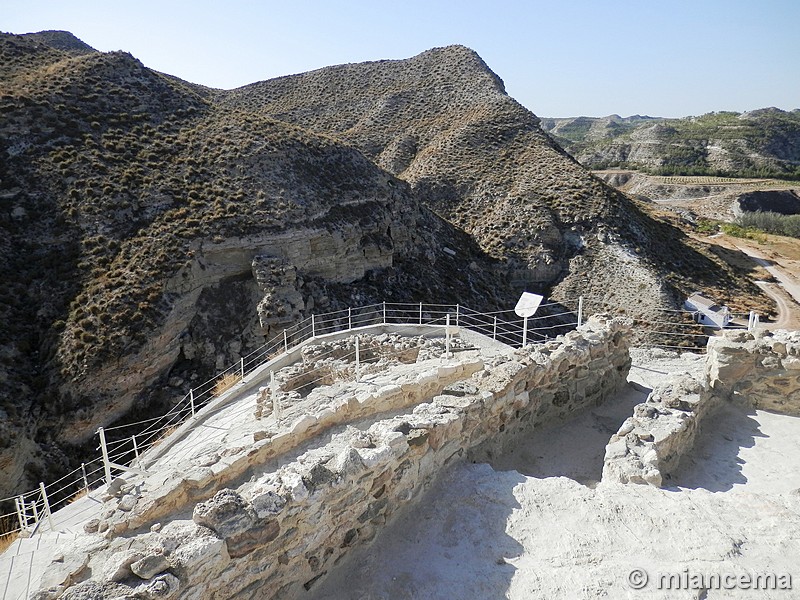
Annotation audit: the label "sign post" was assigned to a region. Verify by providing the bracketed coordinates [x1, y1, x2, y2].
[514, 292, 544, 348]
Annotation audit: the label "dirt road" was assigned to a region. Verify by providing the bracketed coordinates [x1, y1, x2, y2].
[736, 244, 800, 329]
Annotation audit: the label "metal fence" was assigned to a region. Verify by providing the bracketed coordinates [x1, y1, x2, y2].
[0, 295, 759, 539]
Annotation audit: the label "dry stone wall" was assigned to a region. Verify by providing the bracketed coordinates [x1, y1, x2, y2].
[38, 315, 631, 600]
[602, 328, 800, 488]
[602, 374, 716, 487]
[706, 329, 800, 415]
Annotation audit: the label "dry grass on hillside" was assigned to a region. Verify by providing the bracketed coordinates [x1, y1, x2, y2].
[214, 372, 240, 397]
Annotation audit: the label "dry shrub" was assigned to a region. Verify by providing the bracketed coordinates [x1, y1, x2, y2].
[214, 372, 240, 397]
[0, 532, 15, 554]
[0, 514, 18, 553]
[69, 488, 88, 504]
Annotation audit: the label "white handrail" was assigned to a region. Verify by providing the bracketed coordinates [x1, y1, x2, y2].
[6, 294, 711, 538]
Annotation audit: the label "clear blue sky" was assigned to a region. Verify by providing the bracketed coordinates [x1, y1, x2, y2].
[5, 0, 799, 118]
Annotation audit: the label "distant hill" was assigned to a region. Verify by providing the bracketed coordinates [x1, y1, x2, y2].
[0, 34, 764, 497]
[541, 109, 800, 179]
[222, 46, 756, 302]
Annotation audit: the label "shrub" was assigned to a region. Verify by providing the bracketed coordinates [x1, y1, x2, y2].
[214, 372, 240, 397]
[736, 210, 800, 239]
[720, 222, 766, 242]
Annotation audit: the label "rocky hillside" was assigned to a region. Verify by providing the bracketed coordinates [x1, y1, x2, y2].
[541, 109, 800, 179]
[0, 34, 764, 499]
[223, 45, 762, 318]
[0, 33, 508, 498]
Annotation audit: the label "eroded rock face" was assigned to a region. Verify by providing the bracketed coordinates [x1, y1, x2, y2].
[736, 190, 800, 216]
[252, 256, 305, 331]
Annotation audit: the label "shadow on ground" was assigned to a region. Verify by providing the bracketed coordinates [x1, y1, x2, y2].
[481, 383, 648, 485]
[304, 463, 524, 600]
[671, 401, 765, 492]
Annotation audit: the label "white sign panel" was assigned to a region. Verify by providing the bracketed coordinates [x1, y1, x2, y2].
[514, 292, 544, 318]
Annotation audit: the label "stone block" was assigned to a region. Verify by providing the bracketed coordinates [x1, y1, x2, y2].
[280, 472, 309, 502]
[170, 533, 227, 571]
[193, 489, 256, 538]
[131, 553, 170, 580]
[226, 519, 280, 558]
[252, 489, 287, 518]
[134, 573, 180, 599]
[290, 414, 318, 436]
[102, 550, 144, 582]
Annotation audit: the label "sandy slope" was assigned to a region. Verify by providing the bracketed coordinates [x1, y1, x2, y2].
[306, 351, 800, 600]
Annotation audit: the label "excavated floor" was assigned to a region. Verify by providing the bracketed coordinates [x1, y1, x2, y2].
[306, 349, 800, 600]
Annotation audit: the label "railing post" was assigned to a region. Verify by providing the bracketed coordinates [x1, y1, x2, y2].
[132, 435, 139, 461]
[355, 335, 361, 381]
[240, 357, 245, 380]
[40, 482, 54, 530]
[383, 301, 387, 324]
[456, 304, 460, 327]
[312, 314, 316, 338]
[81, 463, 89, 494]
[31, 498, 38, 523]
[577, 296, 584, 328]
[522, 316, 529, 348]
[189, 388, 195, 417]
[419, 302, 423, 325]
[15, 496, 25, 530]
[348, 307, 352, 330]
[748, 311, 759, 332]
[284, 329, 289, 353]
[493, 315, 497, 340]
[445, 314, 451, 359]
[98, 427, 112, 487]
[270, 371, 281, 421]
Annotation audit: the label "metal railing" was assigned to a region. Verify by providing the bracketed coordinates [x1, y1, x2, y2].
[0, 295, 760, 540]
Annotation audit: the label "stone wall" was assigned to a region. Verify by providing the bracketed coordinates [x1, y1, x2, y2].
[602, 328, 800, 488]
[706, 329, 800, 416]
[601, 373, 716, 487]
[39, 315, 631, 600]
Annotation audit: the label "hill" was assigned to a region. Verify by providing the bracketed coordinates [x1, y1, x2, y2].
[541, 109, 800, 179]
[222, 45, 763, 320]
[0, 35, 765, 497]
[0, 33, 509, 497]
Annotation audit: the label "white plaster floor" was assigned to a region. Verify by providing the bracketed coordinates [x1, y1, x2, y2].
[0, 350, 483, 600]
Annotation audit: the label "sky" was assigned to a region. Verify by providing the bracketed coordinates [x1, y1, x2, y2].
[4, 0, 799, 118]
